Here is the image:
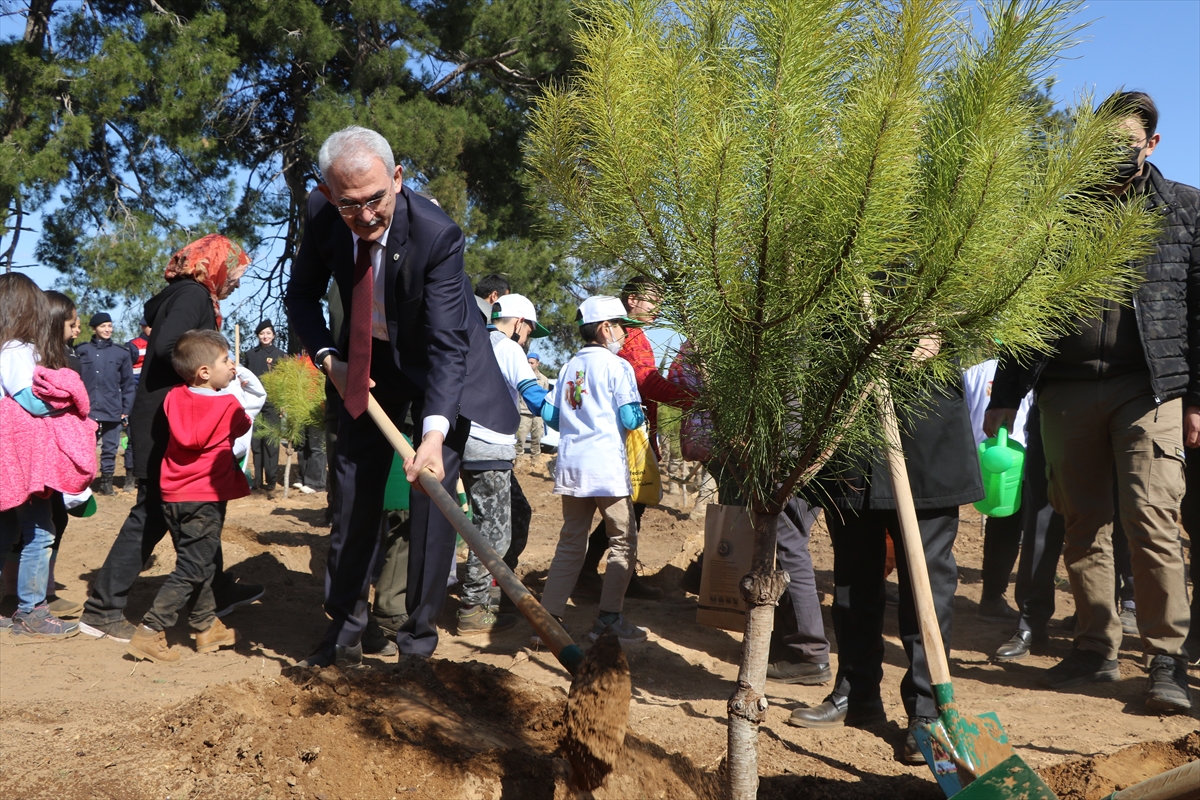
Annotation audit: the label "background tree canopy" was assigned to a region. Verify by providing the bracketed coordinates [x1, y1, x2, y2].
[0, 0, 603, 348]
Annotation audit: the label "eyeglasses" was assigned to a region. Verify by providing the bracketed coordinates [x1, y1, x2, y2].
[336, 195, 386, 219]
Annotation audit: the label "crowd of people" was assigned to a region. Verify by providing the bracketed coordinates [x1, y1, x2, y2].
[1, 90, 1197, 768]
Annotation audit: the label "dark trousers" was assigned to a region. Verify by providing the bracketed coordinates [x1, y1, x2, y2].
[97, 420, 123, 476]
[828, 506, 958, 720]
[251, 435, 279, 489]
[981, 512, 1023, 602]
[772, 497, 830, 664]
[373, 511, 409, 620]
[82, 478, 232, 624]
[324, 337, 468, 655]
[505, 472, 532, 572]
[296, 426, 327, 489]
[1181, 447, 1200, 638]
[144, 502, 226, 632]
[1013, 405, 1066, 636]
[1111, 494, 1136, 608]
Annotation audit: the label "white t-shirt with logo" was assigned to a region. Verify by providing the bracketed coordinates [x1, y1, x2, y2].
[470, 330, 540, 446]
[962, 359, 1032, 448]
[551, 346, 641, 498]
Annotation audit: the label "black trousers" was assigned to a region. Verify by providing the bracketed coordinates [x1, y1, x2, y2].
[82, 477, 233, 624]
[1179, 445, 1200, 638]
[504, 472, 532, 572]
[1013, 405, 1066, 637]
[324, 338, 468, 655]
[144, 502, 226, 632]
[981, 512, 1023, 603]
[252, 404, 280, 489]
[827, 505, 958, 720]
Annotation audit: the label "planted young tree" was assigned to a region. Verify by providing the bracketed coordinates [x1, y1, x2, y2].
[525, 0, 1159, 796]
[256, 355, 324, 500]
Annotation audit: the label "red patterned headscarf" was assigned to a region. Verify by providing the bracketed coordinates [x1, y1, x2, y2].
[163, 234, 250, 327]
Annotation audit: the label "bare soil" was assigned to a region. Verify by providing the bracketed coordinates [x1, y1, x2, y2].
[1, 459, 1197, 799]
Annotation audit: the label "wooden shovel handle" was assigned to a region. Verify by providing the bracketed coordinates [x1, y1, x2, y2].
[364, 393, 584, 674]
[1109, 759, 1200, 800]
[873, 380, 952, 687]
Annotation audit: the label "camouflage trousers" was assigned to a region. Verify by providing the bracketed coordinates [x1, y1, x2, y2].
[461, 468, 521, 607]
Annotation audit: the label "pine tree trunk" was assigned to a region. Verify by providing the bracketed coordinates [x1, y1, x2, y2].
[726, 510, 790, 800]
[282, 446, 293, 499]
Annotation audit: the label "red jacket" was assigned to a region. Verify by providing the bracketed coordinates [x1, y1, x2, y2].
[617, 327, 694, 458]
[160, 386, 252, 503]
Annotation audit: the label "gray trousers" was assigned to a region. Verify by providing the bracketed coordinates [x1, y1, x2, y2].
[772, 497, 831, 664]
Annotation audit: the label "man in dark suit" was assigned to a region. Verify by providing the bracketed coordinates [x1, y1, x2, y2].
[285, 126, 517, 666]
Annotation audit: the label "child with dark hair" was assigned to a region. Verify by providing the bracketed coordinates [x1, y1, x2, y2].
[126, 330, 250, 664]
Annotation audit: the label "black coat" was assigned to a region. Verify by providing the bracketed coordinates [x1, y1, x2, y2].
[815, 380, 984, 512]
[285, 185, 517, 435]
[991, 162, 1200, 409]
[243, 342, 285, 424]
[75, 336, 135, 422]
[128, 279, 217, 479]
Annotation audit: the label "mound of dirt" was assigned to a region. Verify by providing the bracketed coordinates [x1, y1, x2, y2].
[1040, 731, 1200, 799]
[5, 656, 720, 800]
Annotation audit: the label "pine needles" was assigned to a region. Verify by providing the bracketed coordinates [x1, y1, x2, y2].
[526, 0, 1161, 509]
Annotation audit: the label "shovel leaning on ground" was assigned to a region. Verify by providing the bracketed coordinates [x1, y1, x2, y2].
[874, 380, 1058, 799]
[363, 392, 631, 789]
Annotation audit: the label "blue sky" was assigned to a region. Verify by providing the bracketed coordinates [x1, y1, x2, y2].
[5, 0, 1199, 352]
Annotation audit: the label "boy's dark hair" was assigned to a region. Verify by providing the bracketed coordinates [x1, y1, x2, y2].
[579, 321, 602, 343]
[619, 275, 657, 308]
[172, 329, 229, 381]
[474, 274, 510, 300]
[1099, 90, 1158, 138]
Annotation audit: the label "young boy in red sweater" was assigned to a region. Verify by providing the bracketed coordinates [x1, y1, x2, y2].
[127, 330, 251, 664]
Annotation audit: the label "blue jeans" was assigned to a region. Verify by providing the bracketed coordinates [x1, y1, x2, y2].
[0, 497, 55, 613]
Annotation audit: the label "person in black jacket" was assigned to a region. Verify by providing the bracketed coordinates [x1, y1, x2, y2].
[986, 91, 1197, 714]
[789, 370, 983, 766]
[76, 312, 135, 495]
[243, 319, 286, 493]
[78, 235, 264, 642]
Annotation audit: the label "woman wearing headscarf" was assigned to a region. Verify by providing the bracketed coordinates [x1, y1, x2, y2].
[79, 235, 265, 641]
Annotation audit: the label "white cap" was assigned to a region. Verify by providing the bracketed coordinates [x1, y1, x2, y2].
[493, 293, 550, 337]
[577, 296, 643, 327]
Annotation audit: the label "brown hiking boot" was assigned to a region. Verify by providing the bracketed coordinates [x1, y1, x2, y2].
[194, 618, 238, 653]
[126, 625, 180, 665]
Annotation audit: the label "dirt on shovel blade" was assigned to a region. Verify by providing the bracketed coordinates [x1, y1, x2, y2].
[563, 631, 632, 790]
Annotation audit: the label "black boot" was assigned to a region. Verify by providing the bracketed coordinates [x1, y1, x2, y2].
[99, 475, 114, 496]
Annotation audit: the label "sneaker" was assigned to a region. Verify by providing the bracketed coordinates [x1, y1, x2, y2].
[902, 717, 936, 764]
[298, 485, 316, 495]
[362, 616, 398, 656]
[1119, 607, 1138, 636]
[456, 606, 518, 637]
[530, 617, 569, 648]
[1144, 655, 1191, 713]
[79, 617, 138, 642]
[976, 597, 1019, 623]
[47, 595, 83, 618]
[0, 614, 11, 631]
[10, 605, 80, 643]
[127, 625, 180, 664]
[292, 482, 305, 490]
[213, 581, 265, 618]
[194, 618, 238, 653]
[1041, 647, 1120, 690]
[586, 614, 647, 644]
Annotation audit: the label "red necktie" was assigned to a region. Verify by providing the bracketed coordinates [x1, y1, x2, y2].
[344, 239, 373, 418]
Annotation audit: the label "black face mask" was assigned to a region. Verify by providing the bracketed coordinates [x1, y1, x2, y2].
[1114, 144, 1144, 182]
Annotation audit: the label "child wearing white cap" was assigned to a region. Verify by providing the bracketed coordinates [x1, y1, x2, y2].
[456, 293, 552, 636]
[536, 296, 649, 644]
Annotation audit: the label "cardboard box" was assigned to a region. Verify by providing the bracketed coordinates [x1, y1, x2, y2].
[696, 503, 755, 632]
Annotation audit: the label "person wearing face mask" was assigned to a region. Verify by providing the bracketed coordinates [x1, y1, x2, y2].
[536, 296, 649, 645]
[985, 91, 1199, 714]
[454, 294, 552, 635]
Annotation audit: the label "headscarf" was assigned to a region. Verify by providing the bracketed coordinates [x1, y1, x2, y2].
[163, 234, 250, 327]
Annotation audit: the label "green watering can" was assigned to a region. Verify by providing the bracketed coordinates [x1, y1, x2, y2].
[973, 426, 1025, 518]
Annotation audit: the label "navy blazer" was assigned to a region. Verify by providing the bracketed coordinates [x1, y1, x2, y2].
[285, 185, 517, 436]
